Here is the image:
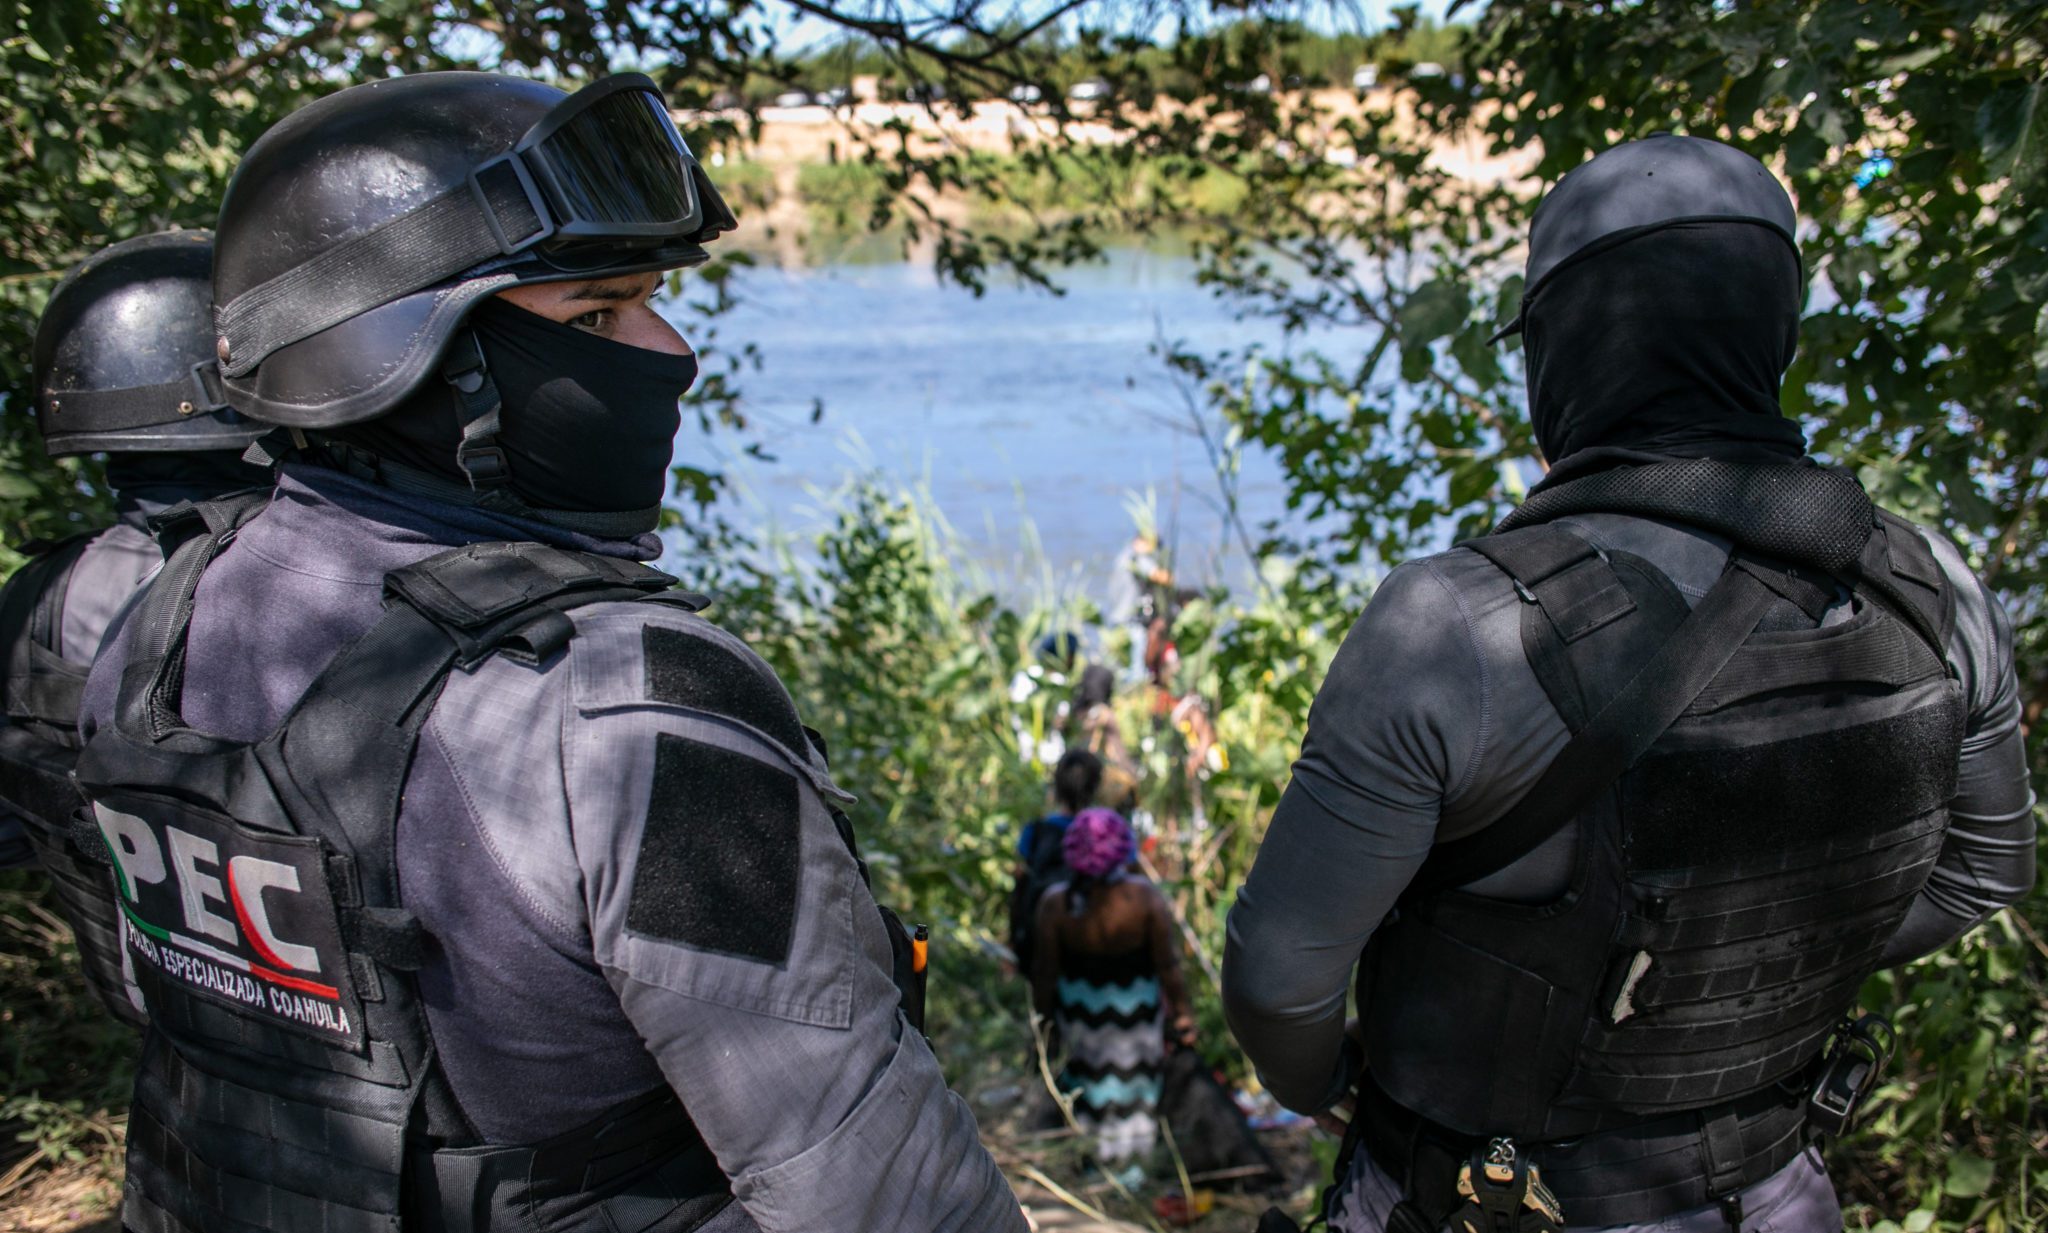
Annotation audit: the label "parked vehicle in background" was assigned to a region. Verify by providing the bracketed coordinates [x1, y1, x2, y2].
[1409, 61, 1446, 79]
[1351, 64, 1379, 91]
[1068, 79, 1110, 102]
[773, 89, 813, 108]
[1009, 83, 1043, 104]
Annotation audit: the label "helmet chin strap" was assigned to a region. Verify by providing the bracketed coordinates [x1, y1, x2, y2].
[439, 328, 513, 492]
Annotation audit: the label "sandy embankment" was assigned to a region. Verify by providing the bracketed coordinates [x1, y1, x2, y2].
[679, 89, 1535, 260]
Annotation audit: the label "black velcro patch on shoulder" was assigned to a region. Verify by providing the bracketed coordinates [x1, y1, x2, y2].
[628, 734, 801, 964]
[643, 624, 807, 753]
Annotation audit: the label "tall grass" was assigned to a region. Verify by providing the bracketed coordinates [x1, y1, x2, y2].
[0, 873, 130, 1211]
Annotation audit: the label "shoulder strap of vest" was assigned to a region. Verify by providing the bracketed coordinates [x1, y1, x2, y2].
[265, 543, 680, 971]
[1411, 555, 1784, 895]
[145, 490, 272, 556]
[1842, 510, 1957, 662]
[1462, 525, 1639, 646]
[115, 492, 272, 741]
[0, 530, 98, 725]
[20, 531, 96, 653]
[382, 541, 680, 667]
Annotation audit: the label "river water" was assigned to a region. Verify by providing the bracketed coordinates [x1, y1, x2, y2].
[669, 245, 1363, 599]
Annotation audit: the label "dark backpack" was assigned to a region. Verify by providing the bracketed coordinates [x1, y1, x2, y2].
[1007, 816, 1069, 973]
[1159, 1049, 1282, 1188]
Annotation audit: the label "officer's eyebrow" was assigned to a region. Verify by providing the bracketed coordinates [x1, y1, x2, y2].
[563, 279, 655, 303]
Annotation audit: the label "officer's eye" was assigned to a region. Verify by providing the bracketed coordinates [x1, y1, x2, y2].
[567, 308, 615, 335]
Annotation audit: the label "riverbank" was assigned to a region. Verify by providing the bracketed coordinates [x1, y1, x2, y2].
[683, 88, 1533, 264]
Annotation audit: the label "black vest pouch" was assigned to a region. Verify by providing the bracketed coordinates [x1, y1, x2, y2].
[418, 1087, 734, 1233]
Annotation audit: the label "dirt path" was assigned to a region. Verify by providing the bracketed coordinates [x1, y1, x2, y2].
[0, 1165, 1148, 1233]
[2, 1138, 1286, 1233]
[0, 1166, 118, 1233]
[1020, 1188, 1151, 1232]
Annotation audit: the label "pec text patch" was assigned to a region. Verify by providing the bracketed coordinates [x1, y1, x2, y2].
[627, 734, 801, 965]
[95, 799, 363, 1048]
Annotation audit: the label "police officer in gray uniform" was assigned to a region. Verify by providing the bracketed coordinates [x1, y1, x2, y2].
[0, 230, 267, 1026]
[76, 72, 1026, 1233]
[1223, 136, 2036, 1233]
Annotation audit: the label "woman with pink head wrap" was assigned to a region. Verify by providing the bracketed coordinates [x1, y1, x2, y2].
[1062, 807, 1137, 884]
[1032, 808, 1194, 1167]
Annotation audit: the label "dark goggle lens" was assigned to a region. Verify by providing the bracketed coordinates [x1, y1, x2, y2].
[536, 89, 697, 228]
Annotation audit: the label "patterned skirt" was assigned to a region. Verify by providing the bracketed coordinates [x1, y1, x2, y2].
[1054, 948, 1165, 1163]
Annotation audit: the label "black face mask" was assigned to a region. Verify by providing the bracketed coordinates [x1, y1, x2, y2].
[1523, 221, 1807, 475]
[105, 450, 274, 499]
[326, 297, 697, 530]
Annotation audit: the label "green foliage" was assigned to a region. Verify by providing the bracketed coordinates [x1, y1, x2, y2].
[795, 158, 900, 234]
[0, 873, 133, 1196]
[1849, 901, 2048, 1232]
[704, 476, 1359, 1092]
[736, 481, 1044, 933]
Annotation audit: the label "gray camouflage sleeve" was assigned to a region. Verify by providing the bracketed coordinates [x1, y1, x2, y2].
[1222, 560, 1488, 1114]
[561, 606, 1025, 1233]
[1879, 531, 2038, 965]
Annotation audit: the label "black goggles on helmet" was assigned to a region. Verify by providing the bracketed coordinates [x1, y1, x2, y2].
[215, 74, 736, 378]
[472, 73, 728, 255]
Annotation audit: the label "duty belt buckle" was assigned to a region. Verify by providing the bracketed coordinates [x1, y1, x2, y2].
[1807, 1013, 1895, 1136]
[1453, 1138, 1564, 1233]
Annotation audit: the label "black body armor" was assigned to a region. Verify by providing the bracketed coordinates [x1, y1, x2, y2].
[0, 529, 144, 1026]
[1358, 461, 1963, 1226]
[75, 495, 736, 1233]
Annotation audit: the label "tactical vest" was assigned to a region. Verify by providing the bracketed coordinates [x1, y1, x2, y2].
[75, 495, 738, 1233]
[0, 528, 145, 1027]
[1358, 461, 1963, 1226]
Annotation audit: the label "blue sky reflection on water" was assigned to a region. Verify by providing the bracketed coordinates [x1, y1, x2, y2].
[666, 245, 1370, 598]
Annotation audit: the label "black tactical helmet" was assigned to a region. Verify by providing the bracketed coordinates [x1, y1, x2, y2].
[33, 231, 264, 456]
[212, 71, 736, 433]
[1493, 134, 1798, 341]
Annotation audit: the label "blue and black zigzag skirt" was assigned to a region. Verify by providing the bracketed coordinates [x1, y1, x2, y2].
[1055, 947, 1165, 1161]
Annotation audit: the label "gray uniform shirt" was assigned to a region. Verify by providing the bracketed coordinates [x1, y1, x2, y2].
[59, 519, 161, 663]
[1223, 511, 2037, 1118]
[83, 466, 1025, 1233]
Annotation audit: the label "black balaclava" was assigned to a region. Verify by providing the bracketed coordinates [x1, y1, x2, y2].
[1523, 220, 1806, 478]
[326, 297, 698, 531]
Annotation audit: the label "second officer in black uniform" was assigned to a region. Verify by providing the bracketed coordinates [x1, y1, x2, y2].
[1224, 136, 2036, 1233]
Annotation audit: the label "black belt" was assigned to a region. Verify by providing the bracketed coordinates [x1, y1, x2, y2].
[1355, 1079, 1812, 1229]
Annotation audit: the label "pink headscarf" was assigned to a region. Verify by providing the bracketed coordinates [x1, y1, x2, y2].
[1063, 807, 1135, 879]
